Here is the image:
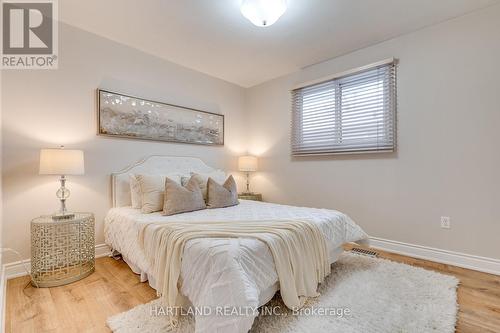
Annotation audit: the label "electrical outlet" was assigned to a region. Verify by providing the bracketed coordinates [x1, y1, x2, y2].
[440, 216, 451, 229]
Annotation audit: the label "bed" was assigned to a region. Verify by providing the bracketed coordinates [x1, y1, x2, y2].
[104, 156, 368, 333]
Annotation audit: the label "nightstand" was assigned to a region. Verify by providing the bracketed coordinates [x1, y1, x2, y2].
[238, 193, 263, 201]
[31, 213, 95, 287]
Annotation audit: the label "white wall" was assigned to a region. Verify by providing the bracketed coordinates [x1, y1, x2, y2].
[245, 5, 500, 258]
[1, 23, 247, 263]
[2, 5, 500, 265]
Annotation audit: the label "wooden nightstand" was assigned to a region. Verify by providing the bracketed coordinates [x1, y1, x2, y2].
[238, 193, 263, 201]
[31, 213, 95, 287]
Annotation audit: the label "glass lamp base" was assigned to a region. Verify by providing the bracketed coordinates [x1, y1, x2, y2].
[52, 213, 75, 221]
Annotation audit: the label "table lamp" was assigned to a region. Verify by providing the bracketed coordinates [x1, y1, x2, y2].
[39, 146, 85, 220]
[238, 155, 258, 194]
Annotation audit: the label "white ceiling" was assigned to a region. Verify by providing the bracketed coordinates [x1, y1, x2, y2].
[60, 0, 498, 87]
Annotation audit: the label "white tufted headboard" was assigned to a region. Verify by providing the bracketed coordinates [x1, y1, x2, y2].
[111, 155, 217, 207]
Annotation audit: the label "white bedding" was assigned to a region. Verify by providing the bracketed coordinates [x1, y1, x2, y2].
[104, 200, 368, 333]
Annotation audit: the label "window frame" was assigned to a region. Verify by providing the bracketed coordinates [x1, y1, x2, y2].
[291, 59, 396, 156]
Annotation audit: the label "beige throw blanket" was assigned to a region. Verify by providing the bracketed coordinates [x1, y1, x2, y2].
[140, 219, 330, 322]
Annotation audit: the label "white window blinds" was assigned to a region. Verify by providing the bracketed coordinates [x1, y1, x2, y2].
[291, 61, 396, 155]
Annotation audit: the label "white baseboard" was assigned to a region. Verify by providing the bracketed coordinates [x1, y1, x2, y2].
[5, 240, 499, 278]
[369, 237, 500, 276]
[3, 237, 499, 278]
[3, 258, 31, 280]
[3, 244, 112, 280]
[95, 243, 112, 258]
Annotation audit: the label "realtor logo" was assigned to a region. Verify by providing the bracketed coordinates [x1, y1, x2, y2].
[1, 0, 58, 69]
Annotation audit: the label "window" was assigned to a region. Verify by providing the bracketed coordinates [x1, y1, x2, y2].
[291, 61, 396, 155]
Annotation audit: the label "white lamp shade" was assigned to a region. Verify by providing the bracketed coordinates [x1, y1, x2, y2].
[39, 148, 85, 175]
[238, 155, 258, 172]
[240, 0, 287, 27]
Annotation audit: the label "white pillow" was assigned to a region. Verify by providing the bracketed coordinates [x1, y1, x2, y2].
[129, 174, 142, 209]
[136, 174, 182, 213]
[190, 170, 227, 202]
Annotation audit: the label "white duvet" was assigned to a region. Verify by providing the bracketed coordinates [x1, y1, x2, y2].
[104, 200, 368, 333]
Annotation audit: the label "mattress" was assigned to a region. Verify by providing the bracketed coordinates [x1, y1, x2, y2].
[104, 199, 368, 333]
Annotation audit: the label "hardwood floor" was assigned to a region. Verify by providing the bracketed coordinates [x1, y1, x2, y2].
[6, 258, 157, 333]
[6, 248, 500, 333]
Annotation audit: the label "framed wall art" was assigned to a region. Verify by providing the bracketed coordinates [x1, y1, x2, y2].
[97, 89, 224, 145]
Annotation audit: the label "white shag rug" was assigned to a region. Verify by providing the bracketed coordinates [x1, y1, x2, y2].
[107, 253, 459, 333]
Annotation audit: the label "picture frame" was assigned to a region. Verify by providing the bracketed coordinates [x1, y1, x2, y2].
[97, 89, 224, 146]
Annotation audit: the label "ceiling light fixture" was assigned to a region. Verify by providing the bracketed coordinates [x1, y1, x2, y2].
[240, 0, 287, 27]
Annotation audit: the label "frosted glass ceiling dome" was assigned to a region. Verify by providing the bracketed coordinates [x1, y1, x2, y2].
[240, 0, 287, 27]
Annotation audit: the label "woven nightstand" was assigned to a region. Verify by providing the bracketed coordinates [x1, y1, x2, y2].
[238, 193, 263, 201]
[31, 213, 95, 287]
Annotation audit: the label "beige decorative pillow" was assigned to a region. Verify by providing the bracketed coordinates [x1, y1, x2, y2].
[136, 174, 182, 213]
[206, 175, 239, 209]
[190, 171, 226, 202]
[163, 176, 206, 216]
